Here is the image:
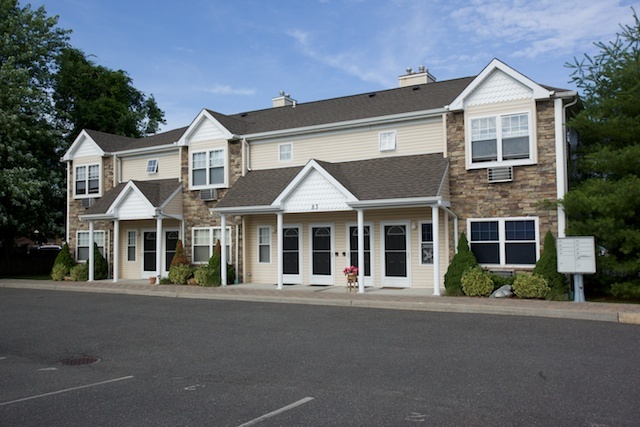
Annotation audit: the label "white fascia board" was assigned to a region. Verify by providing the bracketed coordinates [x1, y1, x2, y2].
[448, 58, 553, 111]
[553, 90, 578, 99]
[242, 108, 448, 141]
[176, 109, 235, 146]
[348, 196, 442, 209]
[112, 144, 178, 158]
[271, 159, 358, 206]
[107, 182, 155, 215]
[79, 213, 114, 221]
[211, 205, 283, 215]
[61, 130, 105, 162]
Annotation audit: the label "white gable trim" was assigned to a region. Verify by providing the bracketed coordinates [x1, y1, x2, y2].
[107, 182, 156, 219]
[272, 160, 358, 207]
[448, 59, 552, 111]
[176, 109, 234, 146]
[62, 130, 105, 162]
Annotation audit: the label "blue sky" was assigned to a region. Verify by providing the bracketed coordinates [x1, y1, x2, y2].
[28, 0, 639, 132]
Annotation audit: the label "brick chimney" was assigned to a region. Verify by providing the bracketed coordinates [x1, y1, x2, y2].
[398, 65, 436, 87]
[272, 91, 296, 107]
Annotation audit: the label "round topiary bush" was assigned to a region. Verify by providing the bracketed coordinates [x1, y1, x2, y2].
[51, 263, 67, 281]
[194, 265, 218, 287]
[70, 263, 89, 281]
[512, 274, 550, 299]
[461, 267, 494, 296]
[168, 264, 193, 285]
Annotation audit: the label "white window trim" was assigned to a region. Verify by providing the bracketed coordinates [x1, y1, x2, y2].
[257, 226, 272, 264]
[76, 230, 106, 262]
[191, 226, 232, 264]
[146, 159, 158, 174]
[466, 217, 540, 268]
[127, 230, 137, 262]
[74, 163, 102, 198]
[379, 130, 397, 152]
[465, 110, 536, 170]
[189, 148, 228, 190]
[419, 221, 434, 266]
[278, 143, 293, 162]
[379, 221, 411, 287]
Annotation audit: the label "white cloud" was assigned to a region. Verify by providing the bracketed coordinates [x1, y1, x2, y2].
[203, 85, 256, 96]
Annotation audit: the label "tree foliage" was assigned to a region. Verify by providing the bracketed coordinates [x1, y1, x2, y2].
[54, 47, 165, 140]
[0, 0, 69, 255]
[563, 9, 640, 294]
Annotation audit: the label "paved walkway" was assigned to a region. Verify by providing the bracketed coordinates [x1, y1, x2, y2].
[1, 278, 639, 324]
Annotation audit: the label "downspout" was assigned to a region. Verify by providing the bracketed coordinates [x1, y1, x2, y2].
[66, 162, 70, 243]
[244, 138, 252, 172]
[112, 154, 118, 187]
[556, 94, 579, 238]
[235, 223, 239, 283]
[438, 201, 459, 253]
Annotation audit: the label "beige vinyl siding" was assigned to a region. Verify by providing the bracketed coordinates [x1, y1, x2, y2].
[243, 208, 449, 290]
[465, 98, 535, 118]
[163, 192, 183, 215]
[120, 151, 180, 181]
[250, 118, 444, 170]
[74, 155, 103, 167]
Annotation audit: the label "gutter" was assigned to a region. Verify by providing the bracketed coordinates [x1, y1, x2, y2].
[348, 196, 445, 209]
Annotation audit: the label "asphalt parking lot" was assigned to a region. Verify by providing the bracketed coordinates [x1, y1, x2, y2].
[1, 288, 639, 426]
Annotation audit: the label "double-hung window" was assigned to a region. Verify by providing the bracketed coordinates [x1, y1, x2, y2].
[258, 227, 271, 263]
[469, 218, 538, 266]
[470, 112, 531, 165]
[127, 231, 137, 262]
[75, 164, 100, 196]
[77, 230, 105, 262]
[192, 149, 225, 188]
[419, 222, 434, 265]
[192, 227, 231, 263]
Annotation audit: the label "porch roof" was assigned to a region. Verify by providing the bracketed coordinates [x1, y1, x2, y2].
[82, 179, 182, 217]
[215, 153, 449, 211]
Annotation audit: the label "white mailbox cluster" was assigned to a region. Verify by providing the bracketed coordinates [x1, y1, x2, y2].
[557, 237, 596, 274]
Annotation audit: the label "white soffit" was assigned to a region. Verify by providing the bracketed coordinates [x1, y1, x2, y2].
[465, 69, 533, 107]
[282, 169, 351, 213]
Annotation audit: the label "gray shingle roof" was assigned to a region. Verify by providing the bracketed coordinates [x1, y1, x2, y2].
[207, 77, 475, 135]
[216, 154, 448, 209]
[85, 127, 188, 153]
[83, 179, 181, 215]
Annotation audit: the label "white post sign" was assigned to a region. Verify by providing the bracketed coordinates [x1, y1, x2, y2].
[557, 237, 596, 302]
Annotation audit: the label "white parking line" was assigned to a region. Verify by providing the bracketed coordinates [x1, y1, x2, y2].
[0, 376, 134, 406]
[238, 396, 314, 427]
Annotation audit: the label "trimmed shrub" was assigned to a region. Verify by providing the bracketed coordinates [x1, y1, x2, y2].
[94, 243, 108, 280]
[444, 233, 479, 296]
[159, 276, 173, 285]
[51, 263, 67, 281]
[533, 231, 568, 299]
[208, 239, 222, 281]
[489, 273, 515, 290]
[461, 267, 494, 297]
[168, 264, 193, 285]
[512, 274, 550, 299]
[194, 265, 219, 287]
[170, 240, 189, 267]
[610, 281, 640, 300]
[70, 263, 89, 281]
[227, 263, 236, 284]
[52, 242, 75, 276]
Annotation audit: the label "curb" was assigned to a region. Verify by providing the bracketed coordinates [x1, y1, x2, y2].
[1, 281, 638, 324]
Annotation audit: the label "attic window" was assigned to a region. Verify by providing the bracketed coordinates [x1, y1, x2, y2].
[147, 159, 158, 174]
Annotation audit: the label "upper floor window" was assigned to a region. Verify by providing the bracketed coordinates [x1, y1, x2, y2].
[468, 217, 538, 266]
[470, 112, 531, 166]
[146, 159, 158, 174]
[279, 143, 292, 162]
[191, 149, 225, 188]
[379, 131, 397, 151]
[75, 164, 100, 197]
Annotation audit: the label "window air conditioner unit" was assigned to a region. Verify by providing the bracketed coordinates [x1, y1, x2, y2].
[199, 189, 217, 201]
[487, 166, 513, 183]
[81, 198, 96, 209]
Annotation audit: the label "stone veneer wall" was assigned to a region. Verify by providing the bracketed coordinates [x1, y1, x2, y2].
[180, 140, 244, 281]
[446, 100, 559, 269]
[67, 156, 115, 263]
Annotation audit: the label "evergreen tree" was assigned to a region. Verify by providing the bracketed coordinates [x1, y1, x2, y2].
[52, 242, 75, 275]
[563, 9, 640, 294]
[170, 240, 189, 267]
[94, 243, 108, 280]
[533, 231, 568, 299]
[444, 233, 479, 296]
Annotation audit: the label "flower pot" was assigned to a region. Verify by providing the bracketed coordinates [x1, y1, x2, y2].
[149, 276, 156, 284]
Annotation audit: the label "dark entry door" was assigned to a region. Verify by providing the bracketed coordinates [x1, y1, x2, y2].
[143, 231, 156, 273]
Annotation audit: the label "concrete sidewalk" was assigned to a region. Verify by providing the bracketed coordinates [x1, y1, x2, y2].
[1, 278, 639, 324]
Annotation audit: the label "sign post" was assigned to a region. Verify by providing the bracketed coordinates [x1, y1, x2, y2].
[557, 237, 596, 302]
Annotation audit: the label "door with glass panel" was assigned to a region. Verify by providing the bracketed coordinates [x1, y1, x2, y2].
[282, 226, 302, 284]
[383, 224, 410, 287]
[142, 231, 156, 277]
[164, 230, 179, 273]
[348, 225, 373, 286]
[310, 225, 333, 285]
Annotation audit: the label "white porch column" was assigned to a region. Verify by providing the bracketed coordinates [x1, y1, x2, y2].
[277, 212, 283, 290]
[113, 219, 119, 283]
[432, 205, 441, 296]
[357, 208, 365, 294]
[88, 220, 95, 282]
[221, 214, 227, 286]
[155, 217, 162, 280]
